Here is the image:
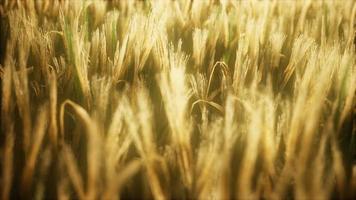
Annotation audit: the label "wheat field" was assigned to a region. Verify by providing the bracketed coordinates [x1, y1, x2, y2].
[0, 0, 355, 199]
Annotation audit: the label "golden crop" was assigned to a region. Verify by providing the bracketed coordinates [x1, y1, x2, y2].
[0, 0, 355, 199]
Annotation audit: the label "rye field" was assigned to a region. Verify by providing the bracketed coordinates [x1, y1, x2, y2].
[0, 0, 355, 199]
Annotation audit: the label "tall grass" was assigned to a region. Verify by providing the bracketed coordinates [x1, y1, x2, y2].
[0, 0, 355, 199]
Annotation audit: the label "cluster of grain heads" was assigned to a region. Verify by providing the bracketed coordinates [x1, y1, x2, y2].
[158, 43, 193, 194]
[60, 7, 92, 107]
[1, 0, 356, 199]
